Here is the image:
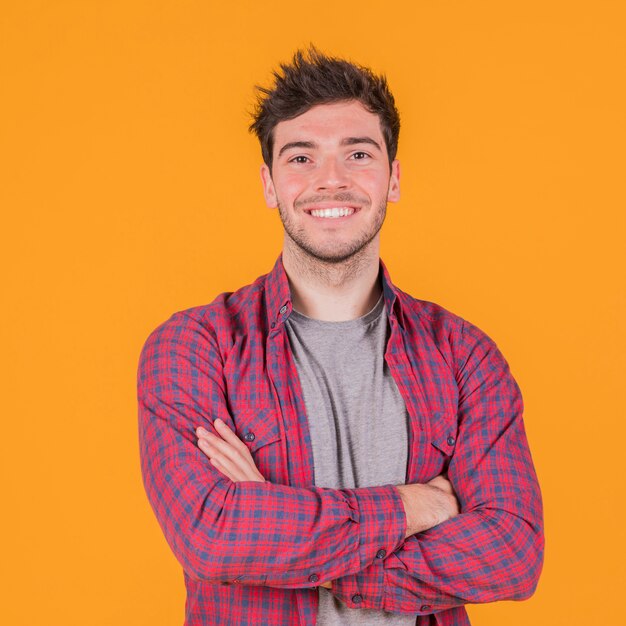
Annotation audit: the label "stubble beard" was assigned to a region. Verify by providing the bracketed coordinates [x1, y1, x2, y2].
[277, 198, 388, 267]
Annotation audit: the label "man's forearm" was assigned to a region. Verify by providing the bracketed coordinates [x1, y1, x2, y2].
[194, 418, 459, 589]
[317, 476, 457, 592]
[330, 324, 544, 613]
[141, 392, 410, 588]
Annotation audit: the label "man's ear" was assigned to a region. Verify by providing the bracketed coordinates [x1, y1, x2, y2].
[260, 164, 278, 208]
[387, 159, 401, 203]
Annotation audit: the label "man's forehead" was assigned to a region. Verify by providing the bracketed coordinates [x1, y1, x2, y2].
[273, 101, 383, 143]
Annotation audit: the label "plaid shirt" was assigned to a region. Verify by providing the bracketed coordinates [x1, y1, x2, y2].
[138, 254, 544, 625]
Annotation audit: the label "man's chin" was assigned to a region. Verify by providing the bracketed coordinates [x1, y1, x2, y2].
[282, 226, 379, 265]
[293, 242, 372, 265]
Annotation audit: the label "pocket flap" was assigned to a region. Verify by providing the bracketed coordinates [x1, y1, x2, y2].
[231, 406, 281, 453]
[429, 410, 458, 455]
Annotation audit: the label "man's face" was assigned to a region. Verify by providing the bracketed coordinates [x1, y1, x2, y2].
[260, 100, 400, 263]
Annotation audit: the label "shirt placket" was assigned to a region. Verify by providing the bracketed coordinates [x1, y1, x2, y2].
[384, 317, 424, 484]
[265, 319, 319, 626]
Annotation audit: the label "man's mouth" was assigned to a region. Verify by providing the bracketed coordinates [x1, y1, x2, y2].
[305, 206, 358, 219]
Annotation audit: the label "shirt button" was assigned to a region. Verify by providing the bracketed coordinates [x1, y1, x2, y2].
[352, 594, 363, 604]
[375, 549, 386, 559]
[279, 305, 288, 314]
[308, 573, 319, 583]
[420, 605, 432, 612]
[446, 436, 455, 446]
[243, 432, 255, 442]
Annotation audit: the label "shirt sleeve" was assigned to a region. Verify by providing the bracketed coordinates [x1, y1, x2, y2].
[331, 318, 544, 613]
[137, 311, 407, 588]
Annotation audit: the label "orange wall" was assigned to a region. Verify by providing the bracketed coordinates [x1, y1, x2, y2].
[1, 1, 624, 624]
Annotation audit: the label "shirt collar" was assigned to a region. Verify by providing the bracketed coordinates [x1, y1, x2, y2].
[263, 254, 405, 332]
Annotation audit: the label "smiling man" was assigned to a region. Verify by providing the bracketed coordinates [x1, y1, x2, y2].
[138, 48, 544, 626]
[262, 100, 398, 271]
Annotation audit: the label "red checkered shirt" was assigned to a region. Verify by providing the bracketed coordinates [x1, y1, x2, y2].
[137, 254, 544, 625]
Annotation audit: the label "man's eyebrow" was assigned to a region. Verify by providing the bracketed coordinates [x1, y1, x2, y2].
[340, 136, 382, 151]
[277, 141, 317, 157]
[277, 136, 383, 158]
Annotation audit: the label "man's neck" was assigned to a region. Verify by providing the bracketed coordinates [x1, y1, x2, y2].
[281, 239, 382, 322]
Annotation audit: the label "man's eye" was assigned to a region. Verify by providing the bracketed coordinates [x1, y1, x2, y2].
[290, 156, 310, 164]
[351, 151, 370, 160]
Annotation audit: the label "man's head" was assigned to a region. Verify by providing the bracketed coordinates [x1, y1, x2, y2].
[252, 48, 401, 265]
[250, 47, 400, 173]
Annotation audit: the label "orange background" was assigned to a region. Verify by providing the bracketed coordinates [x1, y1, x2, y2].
[1, 1, 624, 624]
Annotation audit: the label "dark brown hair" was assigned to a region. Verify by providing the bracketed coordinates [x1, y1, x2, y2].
[249, 47, 400, 171]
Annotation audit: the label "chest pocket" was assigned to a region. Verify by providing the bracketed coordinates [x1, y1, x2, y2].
[231, 406, 284, 483]
[424, 409, 459, 477]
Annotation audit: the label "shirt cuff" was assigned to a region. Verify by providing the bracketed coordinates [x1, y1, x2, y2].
[331, 561, 385, 610]
[351, 484, 406, 570]
[332, 484, 406, 609]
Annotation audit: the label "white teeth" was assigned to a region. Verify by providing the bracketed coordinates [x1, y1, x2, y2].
[309, 207, 355, 218]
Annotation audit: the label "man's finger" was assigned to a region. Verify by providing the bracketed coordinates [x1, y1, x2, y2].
[197, 427, 246, 464]
[207, 419, 262, 472]
[197, 432, 250, 476]
[198, 436, 250, 481]
[196, 425, 265, 482]
[208, 452, 244, 482]
[213, 418, 252, 454]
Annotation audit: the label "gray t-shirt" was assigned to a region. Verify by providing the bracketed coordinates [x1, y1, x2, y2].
[285, 293, 417, 625]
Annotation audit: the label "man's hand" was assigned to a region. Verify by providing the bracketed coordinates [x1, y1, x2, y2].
[395, 473, 460, 539]
[195, 419, 265, 482]
[396, 474, 459, 539]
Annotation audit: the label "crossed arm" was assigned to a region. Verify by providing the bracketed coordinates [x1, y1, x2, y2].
[138, 312, 544, 612]
[194, 418, 460, 590]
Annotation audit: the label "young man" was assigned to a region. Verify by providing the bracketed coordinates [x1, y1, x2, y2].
[138, 48, 544, 626]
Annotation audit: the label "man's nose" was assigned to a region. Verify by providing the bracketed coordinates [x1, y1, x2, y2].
[314, 158, 350, 192]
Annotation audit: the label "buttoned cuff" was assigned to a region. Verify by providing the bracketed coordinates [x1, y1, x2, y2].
[353, 484, 406, 569]
[332, 484, 406, 609]
[331, 561, 385, 610]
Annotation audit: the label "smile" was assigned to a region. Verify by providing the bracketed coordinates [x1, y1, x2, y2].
[306, 207, 357, 218]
